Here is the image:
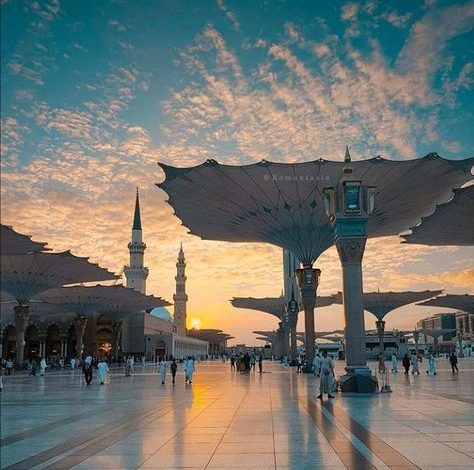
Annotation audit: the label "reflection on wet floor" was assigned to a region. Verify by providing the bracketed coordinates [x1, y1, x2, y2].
[1, 359, 474, 469]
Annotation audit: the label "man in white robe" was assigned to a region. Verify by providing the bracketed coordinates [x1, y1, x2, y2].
[185, 356, 195, 384]
[391, 354, 398, 373]
[70, 358, 76, 369]
[427, 353, 437, 375]
[97, 358, 109, 385]
[317, 351, 335, 400]
[312, 354, 322, 377]
[39, 358, 47, 376]
[159, 360, 167, 384]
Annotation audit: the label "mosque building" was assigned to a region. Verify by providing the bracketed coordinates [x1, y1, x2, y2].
[1, 191, 208, 361]
[121, 189, 208, 359]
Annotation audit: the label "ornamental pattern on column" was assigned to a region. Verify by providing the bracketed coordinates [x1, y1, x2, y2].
[335, 238, 367, 264]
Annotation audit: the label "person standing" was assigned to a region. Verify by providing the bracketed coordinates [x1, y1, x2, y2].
[312, 353, 322, 377]
[97, 357, 109, 385]
[170, 359, 178, 385]
[317, 351, 335, 400]
[185, 356, 195, 384]
[130, 356, 135, 375]
[70, 357, 76, 370]
[159, 360, 167, 384]
[83, 355, 93, 386]
[230, 355, 236, 372]
[410, 353, 419, 375]
[142, 355, 146, 368]
[39, 357, 47, 376]
[391, 353, 398, 373]
[258, 354, 263, 374]
[449, 352, 459, 373]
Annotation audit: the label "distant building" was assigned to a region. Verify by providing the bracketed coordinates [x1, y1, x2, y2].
[416, 313, 457, 343]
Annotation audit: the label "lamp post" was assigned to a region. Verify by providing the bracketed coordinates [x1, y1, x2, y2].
[413, 330, 420, 359]
[323, 148, 377, 390]
[281, 313, 290, 359]
[295, 267, 320, 365]
[287, 289, 299, 362]
[375, 319, 386, 360]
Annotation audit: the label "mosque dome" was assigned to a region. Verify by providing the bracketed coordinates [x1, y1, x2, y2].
[149, 307, 173, 322]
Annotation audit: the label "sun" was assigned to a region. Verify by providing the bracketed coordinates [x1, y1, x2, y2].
[190, 318, 201, 330]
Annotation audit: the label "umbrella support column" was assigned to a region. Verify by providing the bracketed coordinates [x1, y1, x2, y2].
[295, 266, 320, 371]
[14, 305, 29, 369]
[74, 317, 87, 360]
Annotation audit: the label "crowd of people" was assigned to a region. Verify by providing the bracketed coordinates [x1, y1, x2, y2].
[229, 352, 263, 373]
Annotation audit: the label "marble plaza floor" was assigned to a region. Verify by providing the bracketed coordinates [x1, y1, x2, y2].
[1, 359, 474, 470]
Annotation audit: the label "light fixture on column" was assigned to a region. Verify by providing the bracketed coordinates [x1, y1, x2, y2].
[322, 147, 377, 392]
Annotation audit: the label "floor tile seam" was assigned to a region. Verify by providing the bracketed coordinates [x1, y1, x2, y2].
[300, 397, 368, 470]
[135, 376, 230, 469]
[203, 388, 250, 470]
[8, 389, 207, 470]
[327, 401, 421, 470]
[436, 441, 474, 461]
[34, 382, 219, 470]
[0, 405, 112, 447]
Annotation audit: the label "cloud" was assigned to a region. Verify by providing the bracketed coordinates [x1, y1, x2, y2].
[341, 3, 359, 21]
[216, 0, 240, 31]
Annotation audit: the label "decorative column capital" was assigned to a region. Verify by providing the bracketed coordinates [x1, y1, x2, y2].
[375, 319, 386, 332]
[335, 238, 367, 264]
[295, 267, 320, 299]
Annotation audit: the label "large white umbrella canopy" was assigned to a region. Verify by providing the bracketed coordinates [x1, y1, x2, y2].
[157, 154, 473, 265]
[0, 251, 118, 304]
[402, 185, 474, 246]
[230, 294, 337, 319]
[417, 294, 474, 315]
[333, 290, 443, 321]
[38, 285, 171, 321]
[0, 224, 49, 255]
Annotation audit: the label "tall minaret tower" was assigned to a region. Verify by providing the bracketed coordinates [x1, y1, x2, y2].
[173, 243, 188, 336]
[124, 189, 149, 294]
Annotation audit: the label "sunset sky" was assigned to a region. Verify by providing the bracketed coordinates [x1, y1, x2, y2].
[1, 0, 473, 344]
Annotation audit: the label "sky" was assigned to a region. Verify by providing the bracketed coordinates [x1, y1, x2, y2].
[1, 0, 473, 345]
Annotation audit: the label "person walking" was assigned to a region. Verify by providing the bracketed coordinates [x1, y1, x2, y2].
[410, 353, 419, 375]
[317, 351, 335, 400]
[402, 353, 410, 375]
[29, 359, 37, 377]
[5, 358, 14, 376]
[312, 353, 322, 377]
[185, 356, 195, 384]
[449, 352, 459, 373]
[70, 357, 76, 370]
[97, 357, 109, 385]
[230, 355, 236, 372]
[427, 353, 437, 376]
[39, 357, 47, 376]
[159, 360, 167, 384]
[296, 355, 303, 374]
[391, 353, 398, 373]
[142, 355, 146, 368]
[171, 359, 178, 385]
[83, 355, 93, 386]
[258, 354, 263, 374]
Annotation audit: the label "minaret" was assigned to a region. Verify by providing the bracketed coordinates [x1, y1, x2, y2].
[173, 243, 188, 336]
[124, 188, 149, 294]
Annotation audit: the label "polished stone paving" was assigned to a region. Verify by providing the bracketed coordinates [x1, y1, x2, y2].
[1, 358, 473, 469]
